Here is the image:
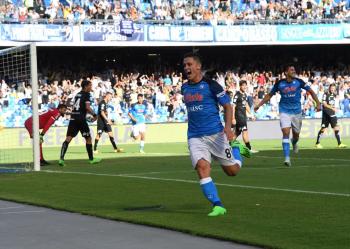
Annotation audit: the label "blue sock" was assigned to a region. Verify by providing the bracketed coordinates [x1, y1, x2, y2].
[232, 147, 242, 165]
[200, 177, 222, 207]
[282, 138, 290, 158]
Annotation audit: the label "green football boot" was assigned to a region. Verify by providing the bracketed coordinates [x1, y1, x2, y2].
[230, 140, 252, 158]
[208, 206, 227, 217]
[89, 157, 102, 164]
[58, 159, 65, 167]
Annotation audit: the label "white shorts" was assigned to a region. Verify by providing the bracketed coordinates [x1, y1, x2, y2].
[132, 123, 146, 137]
[280, 113, 302, 133]
[188, 132, 241, 168]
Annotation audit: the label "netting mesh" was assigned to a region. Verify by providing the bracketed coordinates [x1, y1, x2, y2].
[0, 45, 32, 172]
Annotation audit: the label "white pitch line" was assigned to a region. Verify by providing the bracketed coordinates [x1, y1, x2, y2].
[0, 206, 23, 210]
[116, 164, 349, 176]
[255, 155, 350, 162]
[43, 170, 350, 198]
[0, 210, 46, 215]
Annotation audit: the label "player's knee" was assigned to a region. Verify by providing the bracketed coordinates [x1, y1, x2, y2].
[196, 159, 211, 176]
[65, 136, 73, 143]
[224, 165, 240, 176]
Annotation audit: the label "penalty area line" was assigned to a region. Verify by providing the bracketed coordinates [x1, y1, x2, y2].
[42, 170, 350, 198]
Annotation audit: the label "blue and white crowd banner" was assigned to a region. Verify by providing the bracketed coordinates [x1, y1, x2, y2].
[343, 24, 350, 39]
[147, 25, 171, 41]
[82, 22, 144, 42]
[170, 26, 214, 42]
[0, 24, 73, 42]
[277, 24, 344, 42]
[215, 25, 277, 42]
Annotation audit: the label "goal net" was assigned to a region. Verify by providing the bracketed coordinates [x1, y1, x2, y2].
[0, 44, 40, 173]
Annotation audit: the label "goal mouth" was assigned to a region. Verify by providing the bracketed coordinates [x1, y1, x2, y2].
[0, 43, 40, 172]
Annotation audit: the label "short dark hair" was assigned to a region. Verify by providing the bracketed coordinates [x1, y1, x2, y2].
[329, 83, 336, 88]
[285, 64, 295, 72]
[81, 80, 91, 89]
[183, 52, 202, 65]
[137, 94, 143, 98]
[57, 104, 67, 109]
[239, 80, 247, 86]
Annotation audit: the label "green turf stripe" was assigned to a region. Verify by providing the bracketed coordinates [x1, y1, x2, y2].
[42, 170, 350, 197]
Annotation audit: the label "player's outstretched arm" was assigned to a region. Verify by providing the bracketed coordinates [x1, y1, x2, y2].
[86, 102, 97, 121]
[254, 93, 272, 112]
[128, 112, 137, 123]
[307, 89, 322, 112]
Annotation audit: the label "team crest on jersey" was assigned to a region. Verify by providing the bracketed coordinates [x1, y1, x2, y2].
[199, 84, 204, 89]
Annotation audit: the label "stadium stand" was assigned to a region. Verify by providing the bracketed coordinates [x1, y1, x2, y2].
[1, 0, 350, 23]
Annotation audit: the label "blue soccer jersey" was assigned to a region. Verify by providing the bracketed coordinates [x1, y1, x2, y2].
[181, 78, 231, 139]
[129, 102, 147, 124]
[270, 77, 311, 115]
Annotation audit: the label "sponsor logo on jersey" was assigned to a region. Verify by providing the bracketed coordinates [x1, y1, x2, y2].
[184, 93, 203, 103]
[282, 86, 297, 94]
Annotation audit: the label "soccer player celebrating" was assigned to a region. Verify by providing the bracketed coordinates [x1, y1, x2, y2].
[59, 80, 101, 166]
[315, 84, 346, 148]
[128, 94, 147, 153]
[254, 65, 321, 166]
[182, 52, 250, 217]
[24, 104, 67, 166]
[94, 92, 123, 154]
[232, 80, 258, 153]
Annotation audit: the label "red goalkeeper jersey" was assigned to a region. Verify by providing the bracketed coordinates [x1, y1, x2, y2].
[25, 109, 61, 135]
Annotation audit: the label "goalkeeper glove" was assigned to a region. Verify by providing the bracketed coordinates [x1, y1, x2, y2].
[40, 133, 44, 143]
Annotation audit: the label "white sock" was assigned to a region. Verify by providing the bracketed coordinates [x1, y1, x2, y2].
[140, 141, 145, 149]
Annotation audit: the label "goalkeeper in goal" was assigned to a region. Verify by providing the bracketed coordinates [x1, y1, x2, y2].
[24, 104, 67, 166]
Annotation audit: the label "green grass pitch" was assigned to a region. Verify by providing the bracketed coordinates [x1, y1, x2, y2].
[0, 138, 350, 249]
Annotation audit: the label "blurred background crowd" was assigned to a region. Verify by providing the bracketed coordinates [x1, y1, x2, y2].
[1, 46, 350, 127]
[1, 0, 350, 23]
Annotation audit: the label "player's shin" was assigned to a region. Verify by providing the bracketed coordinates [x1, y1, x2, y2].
[316, 130, 324, 144]
[109, 136, 117, 149]
[94, 139, 99, 151]
[335, 130, 341, 145]
[86, 144, 93, 160]
[39, 143, 44, 161]
[200, 177, 223, 207]
[60, 141, 70, 160]
[282, 138, 290, 159]
[291, 137, 299, 145]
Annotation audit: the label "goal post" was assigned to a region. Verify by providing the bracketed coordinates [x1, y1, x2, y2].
[0, 43, 40, 172]
[30, 43, 40, 171]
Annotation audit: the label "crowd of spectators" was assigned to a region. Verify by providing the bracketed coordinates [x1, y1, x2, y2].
[1, 0, 350, 23]
[1, 64, 350, 128]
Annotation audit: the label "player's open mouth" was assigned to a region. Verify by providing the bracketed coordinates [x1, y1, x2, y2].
[186, 71, 192, 77]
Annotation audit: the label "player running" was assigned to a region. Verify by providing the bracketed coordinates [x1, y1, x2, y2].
[182, 52, 250, 217]
[315, 84, 347, 148]
[255, 65, 321, 167]
[24, 104, 67, 166]
[94, 92, 123, 154]
[59, 80, 101, 166]
[231, 80, 258, 153]
[128, 94, 147, 153]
